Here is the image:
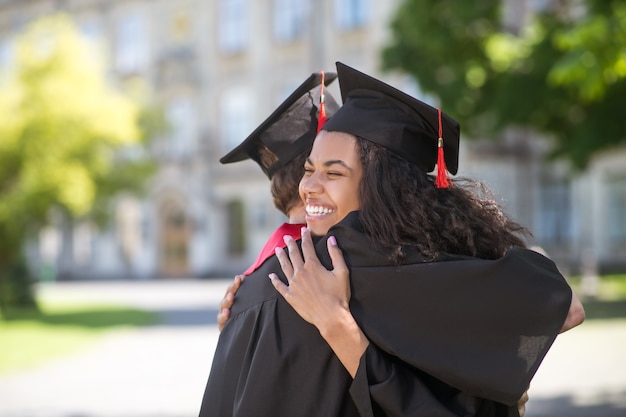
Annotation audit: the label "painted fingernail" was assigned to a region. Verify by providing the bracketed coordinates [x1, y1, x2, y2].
[329, 235, 337, 246]
[283, 235, 293, 244]
[301, 226, 308, 235]
[275, 247, 282, 256]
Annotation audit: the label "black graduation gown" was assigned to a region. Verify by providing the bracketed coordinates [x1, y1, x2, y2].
[198, 212, 571, 417]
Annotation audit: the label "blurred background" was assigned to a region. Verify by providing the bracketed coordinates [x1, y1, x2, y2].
[0, 0, 625, 416]
[0, 0, 624, 287]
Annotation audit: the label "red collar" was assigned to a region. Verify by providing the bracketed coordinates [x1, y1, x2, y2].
[243, 223, 305, 275]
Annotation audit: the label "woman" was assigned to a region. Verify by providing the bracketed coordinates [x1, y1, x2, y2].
[267, 62, 583, 416]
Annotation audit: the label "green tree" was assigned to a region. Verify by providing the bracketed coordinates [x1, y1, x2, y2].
[0, 14, 156, 315]
[382, 0, 626, 170]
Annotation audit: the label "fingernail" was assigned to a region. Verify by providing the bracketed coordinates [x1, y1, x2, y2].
[283, 235, 293, 244]
[329, 235, 337, 246]
[275, 247, 282, 256]
[301, 227, 308, 235]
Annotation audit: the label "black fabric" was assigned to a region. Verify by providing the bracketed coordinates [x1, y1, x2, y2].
[198, 212, 570, 416]
[219, 72, 340, 178]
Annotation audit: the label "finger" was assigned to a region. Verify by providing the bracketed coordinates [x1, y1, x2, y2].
[231, 274, 244, 291]
[327, 235, 348, 274]
[274, 246, 294, 279]
[223, 275, 242, 298]
[217, 308, 230, 332]
[269, 273, 289, 297]
[300, 227, 321, 267]
[219, 292, 235, 310]
[283, 234, 304, 270]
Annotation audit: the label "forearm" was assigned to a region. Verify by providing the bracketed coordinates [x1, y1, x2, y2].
[318, 308, 370, 378]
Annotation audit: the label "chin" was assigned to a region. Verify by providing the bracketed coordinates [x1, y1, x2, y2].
[309, 223, 331, 237]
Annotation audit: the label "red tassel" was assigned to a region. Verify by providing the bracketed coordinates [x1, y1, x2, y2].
[435, 108, 452, 188]
[435, 138, 451, 188]
[317, 71, 327, 133]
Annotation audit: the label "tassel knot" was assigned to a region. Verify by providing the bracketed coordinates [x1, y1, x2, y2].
[317, 71, 327, 133]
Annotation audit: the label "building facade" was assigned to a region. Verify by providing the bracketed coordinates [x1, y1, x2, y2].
[1, 0, 624, 280]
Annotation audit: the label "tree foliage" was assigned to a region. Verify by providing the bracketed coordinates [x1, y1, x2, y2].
[0, 14, 156, 314]
[382, 0, 626, 170]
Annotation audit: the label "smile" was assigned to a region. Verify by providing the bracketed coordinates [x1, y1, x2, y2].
[306, 205, 335, 216]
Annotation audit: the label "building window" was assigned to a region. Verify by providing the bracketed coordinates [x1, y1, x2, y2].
[170, 10, 192, 42]
[227, 200, 246, 256]
[221, 88, 253, 150]
[273, 0, 309, 43]
[607, 176, 626, 245]
[114, 11, 149, 73]
[334, 0, 369, 31]
[538, 179, 573, 245]
[0, 38, 15, 69]
[79, 17, 103, 42]
[218, 0, 249, 53]
[165, 98, 196, 158]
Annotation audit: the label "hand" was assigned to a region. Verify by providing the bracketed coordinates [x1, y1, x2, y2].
[269, 228, 350, 332]
[217, 274, 244, 332]
[560, 288, 585, 333]
[517, 388, 529, 417]
[269, 228, 369, 378]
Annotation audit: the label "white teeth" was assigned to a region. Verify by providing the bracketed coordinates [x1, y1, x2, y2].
[306, 205, 335, 216]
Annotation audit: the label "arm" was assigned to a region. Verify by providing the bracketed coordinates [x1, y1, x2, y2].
[560, 288, 585, 333]
[217, 274, 244, 332]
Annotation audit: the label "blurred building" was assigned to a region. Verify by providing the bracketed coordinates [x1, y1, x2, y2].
[1, 0, 624, 280]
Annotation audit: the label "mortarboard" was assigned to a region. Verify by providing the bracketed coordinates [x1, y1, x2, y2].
[323, 62, 460, 186]
[220, 71, 340, 179]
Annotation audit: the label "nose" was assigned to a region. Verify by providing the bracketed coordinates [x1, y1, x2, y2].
[300, 171, 323, 197]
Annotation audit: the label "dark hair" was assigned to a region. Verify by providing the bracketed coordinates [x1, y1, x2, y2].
[270, 150, 307, 217]
[356, 138, 529, 263]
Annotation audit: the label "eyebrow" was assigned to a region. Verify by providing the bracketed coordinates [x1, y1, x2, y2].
[305, 157, 353, 171]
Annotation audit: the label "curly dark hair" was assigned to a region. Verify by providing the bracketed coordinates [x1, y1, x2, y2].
[356, 138, 529, 263]
[270, 150, 308, 217]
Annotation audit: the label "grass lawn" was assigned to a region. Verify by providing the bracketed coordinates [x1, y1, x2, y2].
[568, 274, 626, 320]
[0, 300, 158, 375]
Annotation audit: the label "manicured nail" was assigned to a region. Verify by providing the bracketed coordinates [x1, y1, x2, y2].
[328, 235, 337, 246]
[283, 235, 293, 244]
[275, 247, 282, 256]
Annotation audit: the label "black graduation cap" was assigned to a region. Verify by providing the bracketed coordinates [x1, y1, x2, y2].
[220, 71, 340, 179]
[323, 62, 460, 186]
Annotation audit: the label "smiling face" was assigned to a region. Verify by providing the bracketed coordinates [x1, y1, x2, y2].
[299, 130, 363, 236]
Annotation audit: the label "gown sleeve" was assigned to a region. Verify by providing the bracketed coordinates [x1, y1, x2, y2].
[345, 247, 571, 405]
[349, 344, 520, 417]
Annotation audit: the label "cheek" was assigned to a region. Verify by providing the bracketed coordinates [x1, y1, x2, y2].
[347, 180, 361, 211]
[336, 183, 360, 214]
